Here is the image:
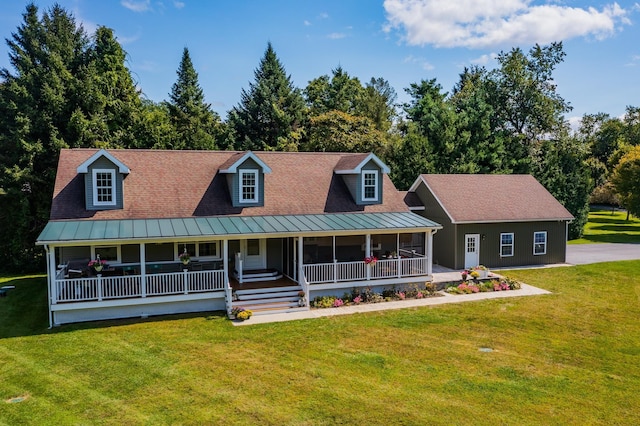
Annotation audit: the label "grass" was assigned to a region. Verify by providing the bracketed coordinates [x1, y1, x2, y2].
[570, 207, 640, 244]
[1, 263, 640, 425]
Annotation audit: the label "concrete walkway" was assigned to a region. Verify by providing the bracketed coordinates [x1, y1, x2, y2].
[234, 279, 550, 326]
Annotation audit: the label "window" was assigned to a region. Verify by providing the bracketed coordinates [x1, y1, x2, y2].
[239, 169, 258, 203]
[362, 170, 378, 201]
[93, 169, 116, 206]
[500, 233, 514, 257]
[175, 241, 220, 260]
[246, 239, 260, 256]
[92, 246, 120, 263]
[534, 231, 547, 255]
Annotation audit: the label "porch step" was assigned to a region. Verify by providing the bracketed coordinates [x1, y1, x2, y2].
[234, 268, 283, 283]
[232, 285, 307, 315]
[235, 285, 301, 295]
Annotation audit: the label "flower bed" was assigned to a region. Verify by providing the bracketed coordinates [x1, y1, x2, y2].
[311, 282, 440, 309]
[445, 277, 521, 294]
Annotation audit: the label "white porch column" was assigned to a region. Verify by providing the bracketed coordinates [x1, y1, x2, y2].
[223, 240, 229, 285]
[140, 243, 146, 298]
[48, 245, 57, 305]
[397, 233, 401, 278]
[365, 234, 371, 280]
[426, 231, 433, 276]
[298, 236, 304, 284]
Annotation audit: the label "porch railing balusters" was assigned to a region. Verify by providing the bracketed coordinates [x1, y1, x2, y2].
[54, 270, 225, 303]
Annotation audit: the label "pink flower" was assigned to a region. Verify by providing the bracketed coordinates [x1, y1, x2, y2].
[333, 298, 344, 308]
[397, 291, 406, 300]
[353, 296, 362, 304]
[416, 292, 423, 299]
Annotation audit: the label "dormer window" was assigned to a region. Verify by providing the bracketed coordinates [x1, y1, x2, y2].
[93, 169, 116, 206]
[240, 169, 258, 203]
[362, 170, 378, 202]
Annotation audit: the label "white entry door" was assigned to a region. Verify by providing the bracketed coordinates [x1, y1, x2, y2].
[464, 234, 480, 269]
[240, 238, 266, 270]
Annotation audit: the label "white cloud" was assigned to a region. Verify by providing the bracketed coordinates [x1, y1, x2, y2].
[319, 12, 329, 19]
[173, 1, 185, 9]
[328, 32, 346, 39]
[470, 52, 497, 65]
[304, 20, 311, 26]
[121, 0, 151, 12]
[567, 116, 582, 133]
[383, 0, 631, 49]
[403, 55, 434, 70]
[422, 61, 434, 71]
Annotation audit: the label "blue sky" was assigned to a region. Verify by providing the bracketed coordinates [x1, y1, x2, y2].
[1, 0, 639, 127]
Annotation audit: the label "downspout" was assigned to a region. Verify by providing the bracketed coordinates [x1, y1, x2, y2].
[44, 244, 53, 329]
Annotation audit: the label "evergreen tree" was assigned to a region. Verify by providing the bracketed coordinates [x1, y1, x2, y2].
[0, 4, 92, 271]
[166, 47, 222, 150]
[227, 42, 306, 150]
[0, 4, 142, 271]
[69, 26, 142, 148]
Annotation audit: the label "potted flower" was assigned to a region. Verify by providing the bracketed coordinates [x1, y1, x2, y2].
[230, 306, 253, 320]
[364, 256, 378, 266]
[88, 256, 107, 273]
[472, 265, 488, 278]
[461, 270, 468, 281]
[179, 248, 190, 265]
[298, 290, 306, 307]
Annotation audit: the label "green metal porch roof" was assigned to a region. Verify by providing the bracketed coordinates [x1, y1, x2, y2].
[37, 212, 441, 245]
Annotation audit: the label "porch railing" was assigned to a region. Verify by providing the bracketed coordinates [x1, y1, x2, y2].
[54, 270, 226, 303]
[303, 257, 428, 285]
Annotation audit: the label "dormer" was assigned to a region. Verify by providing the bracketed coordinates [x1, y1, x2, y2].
[76, 149, 130, 211]
[219, 151, 272, 208]
[334, 153, 390, 205]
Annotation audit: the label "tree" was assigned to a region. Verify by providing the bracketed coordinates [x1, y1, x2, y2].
[487, 42, 572, 173]
[0, 4, 92, 271]
[449, 66, 506, 173]
[384, 122, 433, 190]
[303, 68, 395, 153]
[69, 26, 142, 148]
[166, 47, 222, 150]
[403, 79, 457, 172]
[227, 42, 306, 150]
[611, 145, 640, 220]
[0, 4, 142, 271]
[532, 133, 593, 239]
[304, 110, 386, 154]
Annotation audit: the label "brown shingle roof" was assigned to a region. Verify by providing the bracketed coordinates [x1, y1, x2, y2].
[416, 174, 574, 223]
[50, 149, 409, 220]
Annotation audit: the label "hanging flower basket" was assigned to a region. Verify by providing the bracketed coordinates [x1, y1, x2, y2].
[364, 256, 378, 266]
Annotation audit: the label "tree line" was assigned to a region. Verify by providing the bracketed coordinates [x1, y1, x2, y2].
[1, 4, 638, 272]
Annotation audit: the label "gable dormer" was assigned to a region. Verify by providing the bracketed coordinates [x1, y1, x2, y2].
[219, 151, 272, 208]
[76, 149, 130, 211]
[334, 153, 390, 205]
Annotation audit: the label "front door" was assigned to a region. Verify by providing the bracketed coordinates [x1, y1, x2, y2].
[464, 234, 480, 269]
[240, 238, 266, 270]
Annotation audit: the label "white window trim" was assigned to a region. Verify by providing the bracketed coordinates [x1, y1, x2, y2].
[92, 168, 117, 206]
[533, 231, 547, 255]
[500, 233, 514, 257]
[362, 170, 379, 202]
[175, 241, 221, 261]
[91, 245, 121, 264]
[239, 169, 259, 204]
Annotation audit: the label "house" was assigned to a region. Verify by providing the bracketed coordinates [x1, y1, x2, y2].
[37, 149, 441, 325]
[406, 174, 574, 270]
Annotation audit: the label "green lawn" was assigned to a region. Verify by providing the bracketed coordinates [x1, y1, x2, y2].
[570, 207, 640, 244]
[1, 263, 640, 425]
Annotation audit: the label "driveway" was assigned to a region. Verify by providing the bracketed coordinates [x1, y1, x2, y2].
[566, 243, 640, 265]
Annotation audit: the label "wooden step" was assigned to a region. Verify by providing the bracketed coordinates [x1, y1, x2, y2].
[235, 285, 301, 296]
